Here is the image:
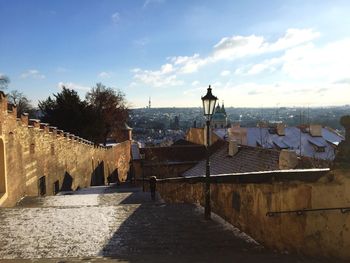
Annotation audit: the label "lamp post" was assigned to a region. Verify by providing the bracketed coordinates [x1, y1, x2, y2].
[140, 153, 145, 192]
[201, 85, 218, 219]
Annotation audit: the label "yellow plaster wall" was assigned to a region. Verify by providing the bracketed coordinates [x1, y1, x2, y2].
[0, 94, 131, 207]
[157, 169, 350, 260]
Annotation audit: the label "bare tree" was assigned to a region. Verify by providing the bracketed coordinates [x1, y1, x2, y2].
[7, 90, 34, 117]
[0, 75, 10, 90]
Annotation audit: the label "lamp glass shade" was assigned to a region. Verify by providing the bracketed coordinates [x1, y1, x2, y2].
[201, 86, 218, 117]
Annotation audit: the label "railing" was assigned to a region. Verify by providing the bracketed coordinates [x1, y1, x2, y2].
[154, 168, 330, 184]
[266, 207, 350, 217]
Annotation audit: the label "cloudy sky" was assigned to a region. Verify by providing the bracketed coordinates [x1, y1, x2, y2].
[1, 0, 350, 108]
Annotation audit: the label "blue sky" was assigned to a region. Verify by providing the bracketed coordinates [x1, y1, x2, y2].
[1, 0, 350, 108]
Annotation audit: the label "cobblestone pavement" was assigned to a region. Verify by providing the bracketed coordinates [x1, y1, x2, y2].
[0, 184, 334, 262]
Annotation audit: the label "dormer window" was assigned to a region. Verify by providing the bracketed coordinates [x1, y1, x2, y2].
[272, 140, 289, 150]
[268, 127, 277, 134]
[308, 139, 326, 153]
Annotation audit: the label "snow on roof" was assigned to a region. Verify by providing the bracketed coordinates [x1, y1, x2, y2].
[214, 126, 344, 161]
[272, 139, 289, 149]
[213, 128, 227, 139]
[308, 137, 326, 148]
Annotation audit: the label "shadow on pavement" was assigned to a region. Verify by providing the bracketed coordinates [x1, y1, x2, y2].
[99, 199, 329, 263]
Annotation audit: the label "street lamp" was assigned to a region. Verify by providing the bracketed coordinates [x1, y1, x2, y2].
[201, 85, 218, 219]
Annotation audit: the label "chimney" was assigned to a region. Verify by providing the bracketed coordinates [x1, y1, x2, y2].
[279, 150, 298, 170]
[276, 123, 285, 136]
[228, 140, 238, 156]
[228, 126, 247, 145]
[309, 124, 322, 137]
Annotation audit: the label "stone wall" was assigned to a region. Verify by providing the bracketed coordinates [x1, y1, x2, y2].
[143, 162, 197, 179]
[0, 93, 131, 207]
[156, 169, 350, 260]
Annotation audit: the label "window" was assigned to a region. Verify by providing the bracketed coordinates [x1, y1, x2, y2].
[50, 144, 55, 155]
[308, 139, 326, 153]
[315, 145, 326, 153]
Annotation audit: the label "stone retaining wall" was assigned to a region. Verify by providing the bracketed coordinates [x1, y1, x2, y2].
[0, 92, 131, 207]
[156, 169, 350, 260]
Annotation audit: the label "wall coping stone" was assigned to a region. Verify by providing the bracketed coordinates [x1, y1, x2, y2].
[156, 168, 330, 184]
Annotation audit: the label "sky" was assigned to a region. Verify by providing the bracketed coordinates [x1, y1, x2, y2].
[1, 0, 350, 108]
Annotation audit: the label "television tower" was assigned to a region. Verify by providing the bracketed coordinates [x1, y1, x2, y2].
[148, 97, 151, 109]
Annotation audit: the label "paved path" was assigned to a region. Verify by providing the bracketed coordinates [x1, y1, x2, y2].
[0, 185, 331, 262]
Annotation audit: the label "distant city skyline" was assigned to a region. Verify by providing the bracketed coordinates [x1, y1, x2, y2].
[1, 0, 350, 108]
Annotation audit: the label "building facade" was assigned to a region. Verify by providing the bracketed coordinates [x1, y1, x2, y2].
[211, 102, 227, 128]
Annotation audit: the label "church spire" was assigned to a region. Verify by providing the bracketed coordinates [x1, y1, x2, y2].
[221, 100, 226, 114]
[215, 101, 221, 113]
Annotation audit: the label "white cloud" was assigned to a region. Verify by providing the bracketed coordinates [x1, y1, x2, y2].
[132, 64, 183, 88]
[334, 78, 350, 85]
[191, 80, 200, 86]
[111, 12, 120, 24]
[20, 69, 45, 79]
[220, 70, 231, 76]
[183, 86, 205, 96]
[57, 82, 90, 91]
[212, 28, 320, 61]
[211, 81, 350, 107]
[143, 0, 165, 8]
[98, 72, 111, 78]
[169, 53, 208, 73]
[175, 28, 319, 73]
[212, 35, 265, 61]
[235, 57, 282, 75]
[281, 39, 350, 82]
[132, 28, 349, 104]
[237, 38, 350, 81]
[268, 28, 320, 52]
[135, 28, 320, 79]
[160, 63, 174, 74]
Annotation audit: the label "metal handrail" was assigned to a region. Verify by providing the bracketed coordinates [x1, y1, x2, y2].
[266, 207, 350, 217]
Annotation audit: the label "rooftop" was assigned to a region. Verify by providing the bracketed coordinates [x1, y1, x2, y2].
[213, 125, 344, 160]
[183, 143, 280, 177]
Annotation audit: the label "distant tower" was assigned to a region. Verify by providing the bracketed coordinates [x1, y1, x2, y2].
[148, 97, 151, 109]
[211, 101, 227, 129]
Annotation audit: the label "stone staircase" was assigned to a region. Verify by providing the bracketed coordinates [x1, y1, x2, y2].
[0, 184, 327, 262]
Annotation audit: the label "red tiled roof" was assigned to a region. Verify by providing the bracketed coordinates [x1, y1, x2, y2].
[172, 139, 199, 146]
[140, 145, 206, 162]
[183, 143, 280, 177]
[140, 140, 225, 163]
